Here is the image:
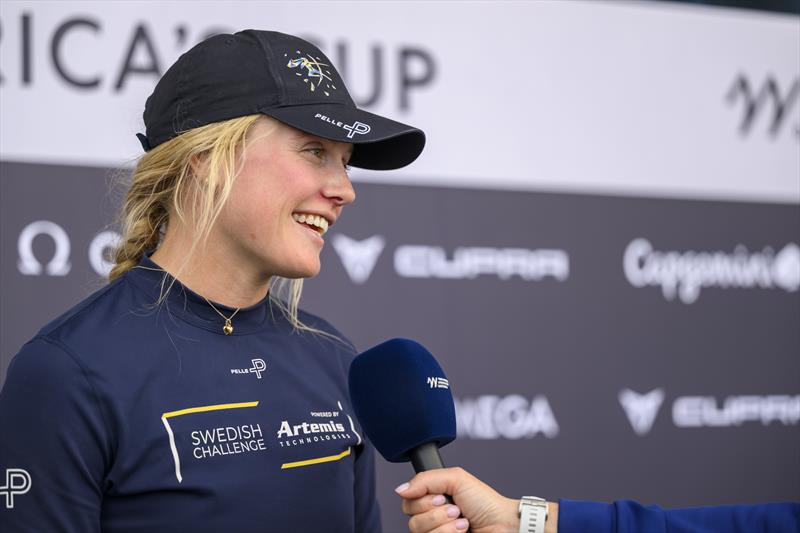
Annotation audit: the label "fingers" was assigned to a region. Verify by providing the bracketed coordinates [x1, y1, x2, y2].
[395, 467, 469, 500]
[407, 505, 470, 533]
[402, 493, 447, 516]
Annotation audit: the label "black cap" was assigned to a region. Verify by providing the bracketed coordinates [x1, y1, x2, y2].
[137, 30, 425, 170]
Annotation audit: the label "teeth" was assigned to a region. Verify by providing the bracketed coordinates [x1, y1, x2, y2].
[292, 213, 329, 235]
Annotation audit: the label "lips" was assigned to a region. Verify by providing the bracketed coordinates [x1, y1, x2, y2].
[292, 214, 325, 246]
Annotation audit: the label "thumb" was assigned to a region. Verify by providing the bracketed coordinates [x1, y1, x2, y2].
[395, 467, 467, 500]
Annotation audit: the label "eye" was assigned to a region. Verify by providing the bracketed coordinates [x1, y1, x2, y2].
[307, 147, 325, 159]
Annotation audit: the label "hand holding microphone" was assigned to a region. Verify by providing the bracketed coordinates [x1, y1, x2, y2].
[395, 467, 533, 533]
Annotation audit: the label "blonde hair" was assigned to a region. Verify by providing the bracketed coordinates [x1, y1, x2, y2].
[110, 114, 333, 338]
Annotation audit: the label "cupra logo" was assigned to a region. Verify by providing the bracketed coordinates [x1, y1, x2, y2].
[331, 234, 386, 284]
[618, 388, 665, 436]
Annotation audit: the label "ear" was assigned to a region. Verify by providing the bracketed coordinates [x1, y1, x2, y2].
[189, 152, 209, 180]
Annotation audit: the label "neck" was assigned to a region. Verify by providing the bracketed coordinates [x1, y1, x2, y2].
[149, 225, 270, 309]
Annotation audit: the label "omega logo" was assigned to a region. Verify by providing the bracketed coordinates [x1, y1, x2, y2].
[17, 220, 121, 278]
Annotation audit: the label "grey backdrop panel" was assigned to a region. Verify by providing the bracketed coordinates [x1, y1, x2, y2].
[2, 160, 798, 532]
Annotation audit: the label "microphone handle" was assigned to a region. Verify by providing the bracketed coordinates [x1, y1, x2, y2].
[410, 441, 446, 473]
[409, 441, 472, 533]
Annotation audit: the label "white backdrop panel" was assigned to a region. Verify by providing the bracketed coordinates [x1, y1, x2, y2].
[1, 0, 798, 202]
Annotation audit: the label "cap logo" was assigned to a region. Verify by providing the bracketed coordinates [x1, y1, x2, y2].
[315, 113, 372, 138]
[344, 121, 371, 138]
[285, 51, 337, 96]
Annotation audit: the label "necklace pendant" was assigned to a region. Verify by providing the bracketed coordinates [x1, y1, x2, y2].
[223, 319, 233, 336]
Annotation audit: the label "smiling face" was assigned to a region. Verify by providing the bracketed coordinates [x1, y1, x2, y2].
[212, 117, 355, 280]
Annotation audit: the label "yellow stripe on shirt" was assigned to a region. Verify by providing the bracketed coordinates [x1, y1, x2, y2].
[162, 401, 259, 419]
[281, 447, 352, 469]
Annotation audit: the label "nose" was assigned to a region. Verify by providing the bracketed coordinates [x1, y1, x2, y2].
[322, 167, 356, 207]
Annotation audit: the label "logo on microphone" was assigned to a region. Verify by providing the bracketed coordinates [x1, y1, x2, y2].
[427, 377, 449, 389]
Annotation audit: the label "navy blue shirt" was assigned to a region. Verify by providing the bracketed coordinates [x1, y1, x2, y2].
[0, 256, 381, 532]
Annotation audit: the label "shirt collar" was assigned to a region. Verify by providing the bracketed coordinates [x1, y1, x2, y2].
[124, 254, 277, 335]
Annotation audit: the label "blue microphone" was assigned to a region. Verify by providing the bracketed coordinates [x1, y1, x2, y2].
[348, 338, 456, 473]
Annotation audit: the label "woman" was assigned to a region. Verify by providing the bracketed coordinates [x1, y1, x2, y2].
[0, 30, 424, 532]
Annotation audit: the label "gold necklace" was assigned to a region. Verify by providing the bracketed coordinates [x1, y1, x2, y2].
[202, 296, 241, 335]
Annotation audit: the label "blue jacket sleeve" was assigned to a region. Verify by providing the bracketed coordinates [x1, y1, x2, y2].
[0, 337, 112, 533]
[353, 436, 382, 533]
[559, 498, 800, 533]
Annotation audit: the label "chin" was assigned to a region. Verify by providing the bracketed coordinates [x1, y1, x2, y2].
[275, 260, 321, 279]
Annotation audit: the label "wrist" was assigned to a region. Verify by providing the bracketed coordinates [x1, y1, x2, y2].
[512, 498, 558, 533]
[496, 497, 522, 533]
[544, 502, 558, 533]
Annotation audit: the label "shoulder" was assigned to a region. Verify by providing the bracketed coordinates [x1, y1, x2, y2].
[36, 277, 126, 338]
[4, 335, 87, 388]
[21, 274, 154, 368]
[1, 335, 107, 436]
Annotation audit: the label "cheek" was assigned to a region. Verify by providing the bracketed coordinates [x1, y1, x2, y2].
[221, 181, 269, 237]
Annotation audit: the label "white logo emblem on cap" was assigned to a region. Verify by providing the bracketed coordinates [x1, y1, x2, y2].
[285, 52, 336, 96]
[314, 114, 372, 139]
[344, 121, 371, 138]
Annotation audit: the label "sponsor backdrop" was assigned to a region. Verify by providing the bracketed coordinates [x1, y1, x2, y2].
[1, 1, 799, 530]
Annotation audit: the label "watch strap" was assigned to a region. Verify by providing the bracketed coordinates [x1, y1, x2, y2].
[519, 496, 548, 533]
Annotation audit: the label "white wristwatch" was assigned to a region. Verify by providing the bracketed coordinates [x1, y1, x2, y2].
[519, 496, 548, 533]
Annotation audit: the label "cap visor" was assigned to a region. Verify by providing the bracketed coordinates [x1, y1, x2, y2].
[262, 104, 425, 170]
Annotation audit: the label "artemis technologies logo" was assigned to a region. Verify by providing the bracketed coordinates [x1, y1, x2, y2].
[726, 74, 800, 139]
[230, 359, 266, 379]
[331, 234, 386, 284]
[276, 401, 362, 450]
[623, 239, 800, 304]
[619, 388, 665, 436]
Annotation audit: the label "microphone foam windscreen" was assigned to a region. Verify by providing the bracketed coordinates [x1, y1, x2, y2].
[348, 338, 456, 462]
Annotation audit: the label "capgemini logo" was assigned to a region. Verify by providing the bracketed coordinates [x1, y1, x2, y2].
[772, 243, 800, 292]
[623, 239, 800, 303]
